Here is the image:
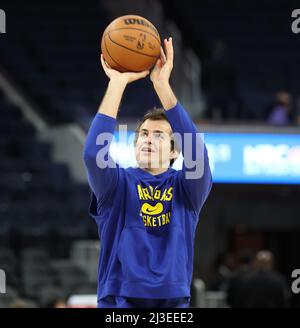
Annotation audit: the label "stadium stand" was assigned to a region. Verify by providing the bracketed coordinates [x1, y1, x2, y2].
[0, 90, 98, 306]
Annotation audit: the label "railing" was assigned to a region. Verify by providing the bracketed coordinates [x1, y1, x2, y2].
[70, 240, 100, 283]
[192, 278, 228, 308]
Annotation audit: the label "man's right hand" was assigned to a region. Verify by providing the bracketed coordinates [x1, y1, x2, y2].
[98, 55, 149, 118]
[101, 54, 149, 85]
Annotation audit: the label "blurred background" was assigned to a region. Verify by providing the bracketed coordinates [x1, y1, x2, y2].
[1, 0, 300, 308]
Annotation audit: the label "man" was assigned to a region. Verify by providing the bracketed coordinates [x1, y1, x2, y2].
[226, 250, 254, 307]
[266, 91, 293, 126]
[231, 250, 290, 308]
[83, 37, 212, 308]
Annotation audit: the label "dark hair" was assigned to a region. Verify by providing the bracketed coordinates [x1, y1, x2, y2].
[135, 108, 176, 166]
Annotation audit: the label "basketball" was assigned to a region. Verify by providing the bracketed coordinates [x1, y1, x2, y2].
[101, 15, 161, 72]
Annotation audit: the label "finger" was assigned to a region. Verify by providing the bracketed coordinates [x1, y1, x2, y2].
[101, 54, 111, 70]
[167, 37, 174, 64]
[128, 70, 149, 83]
[160, 46, 166, 64]
[137, 70, 150, 78]
[104, 60, 112, 69]
[165, 37, 174, 65]
[153, 58, 162, 70]
[100, 53, 104, 66]
[128, 69, 150, 81]
[100, 54, 108, 71]
[100, 55, 107, 72]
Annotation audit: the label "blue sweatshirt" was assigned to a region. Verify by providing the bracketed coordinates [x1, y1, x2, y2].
[83, 102, 212, 302]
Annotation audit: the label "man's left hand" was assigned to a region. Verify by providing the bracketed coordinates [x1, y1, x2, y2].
[150, 37, 174, 86]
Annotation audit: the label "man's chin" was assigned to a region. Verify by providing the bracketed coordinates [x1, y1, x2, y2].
[137, 160, 170, 170]
[137, 160, 160, 169]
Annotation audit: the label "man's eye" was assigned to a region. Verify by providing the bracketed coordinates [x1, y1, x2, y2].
[155, 133, 164, 139]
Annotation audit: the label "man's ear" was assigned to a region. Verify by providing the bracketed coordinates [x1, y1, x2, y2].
[170, 148, 179, 161]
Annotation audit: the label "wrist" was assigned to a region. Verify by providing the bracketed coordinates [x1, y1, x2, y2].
[153, 80, 170, 91]
[109, 77, 128, 89]
[153, 82, 177, 110]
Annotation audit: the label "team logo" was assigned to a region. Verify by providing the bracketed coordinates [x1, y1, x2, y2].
[141, 202, 163, 215]
[137, 33, 146, 50]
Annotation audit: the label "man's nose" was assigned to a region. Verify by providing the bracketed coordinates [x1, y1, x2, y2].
[146, 133, 153, 143]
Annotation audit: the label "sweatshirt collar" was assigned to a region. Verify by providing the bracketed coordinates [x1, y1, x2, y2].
[133, 167, 174, 179]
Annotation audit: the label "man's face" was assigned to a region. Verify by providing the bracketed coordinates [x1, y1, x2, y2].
[135, 119, 177, 170]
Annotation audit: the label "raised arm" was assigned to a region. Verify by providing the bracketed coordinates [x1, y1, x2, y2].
[166, 103, 212, 212]
[98, 55, 150, 118]
[151, 38, 212, 212]
[83, 56, 149, 202]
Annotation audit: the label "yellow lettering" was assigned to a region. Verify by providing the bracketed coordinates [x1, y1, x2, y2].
[149, 186, 154, 199]
[165, 187, 173, 201]
[146, 216, 152, 226]
[141, 212, 171, 227]
[142, 188, 152, 200]
[156, 216, 162, 226]
[154, 190, 161, 200]
[142, 216, 147, 225]
[137, 185, 145, 200]
[160, 189, 167, 201]
[166, 213, 170, 224]
[143, 215, 147, 227]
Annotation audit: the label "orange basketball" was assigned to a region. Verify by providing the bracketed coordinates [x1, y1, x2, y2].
[101, 15, 161, 72]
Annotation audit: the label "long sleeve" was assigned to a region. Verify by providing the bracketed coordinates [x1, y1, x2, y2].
[165, 102, 212, 213]
[83, 112, 120, 204]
